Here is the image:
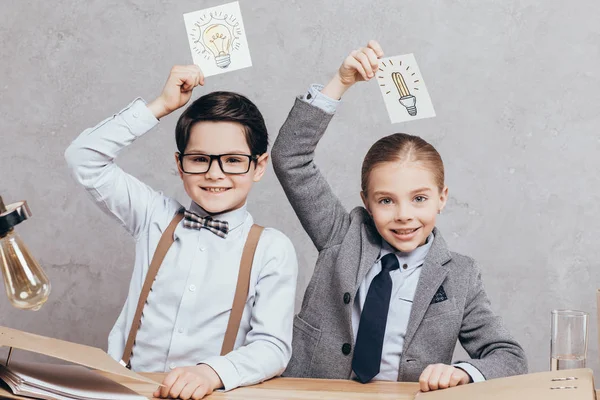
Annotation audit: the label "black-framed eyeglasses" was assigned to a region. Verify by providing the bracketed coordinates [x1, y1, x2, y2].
[178, 153, 259, 175]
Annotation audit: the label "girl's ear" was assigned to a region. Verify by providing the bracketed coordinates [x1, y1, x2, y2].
[360, 191, 371, 215]
[438, 186, 449, 213]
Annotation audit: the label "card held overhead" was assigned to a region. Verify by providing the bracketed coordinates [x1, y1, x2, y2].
[376, 54, 435, 123]
[183, 1, 252, 77]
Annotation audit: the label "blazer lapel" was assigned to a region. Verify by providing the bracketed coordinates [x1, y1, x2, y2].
[355, 217, 382, 288]
[402, 228, 452, 351]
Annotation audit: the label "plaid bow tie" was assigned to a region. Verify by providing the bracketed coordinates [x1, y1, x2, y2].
[183, 210, 229, 238]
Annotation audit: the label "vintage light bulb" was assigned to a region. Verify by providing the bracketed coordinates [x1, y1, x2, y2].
[0, 196, 51, 311]
[391, 72, 417, 116]
[202, 24, 232, 68]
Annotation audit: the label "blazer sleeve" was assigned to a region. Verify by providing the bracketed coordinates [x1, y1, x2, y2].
[271, 97, 350, 251]
[454, 263, 528, 379]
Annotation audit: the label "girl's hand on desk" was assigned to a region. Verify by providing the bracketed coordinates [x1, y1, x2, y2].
[154, 364, 222, 399]
[418, 363, 470, 392]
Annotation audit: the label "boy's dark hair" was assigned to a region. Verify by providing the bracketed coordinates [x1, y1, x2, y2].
[175, 91, 268, 155]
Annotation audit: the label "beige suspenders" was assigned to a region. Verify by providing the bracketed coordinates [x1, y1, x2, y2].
[120, 211, 264, 367]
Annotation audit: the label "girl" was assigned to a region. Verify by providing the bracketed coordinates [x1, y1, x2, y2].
[271, 41, 527, 392]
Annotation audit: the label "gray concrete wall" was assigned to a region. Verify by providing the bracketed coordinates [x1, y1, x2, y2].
[1, 0, 599, 378]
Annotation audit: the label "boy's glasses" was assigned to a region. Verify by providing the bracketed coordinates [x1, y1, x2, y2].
[178, 153, 258, 175]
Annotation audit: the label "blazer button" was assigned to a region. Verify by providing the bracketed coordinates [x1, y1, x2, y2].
[342, 343, 352, 355]
[343, 292, 351, 304]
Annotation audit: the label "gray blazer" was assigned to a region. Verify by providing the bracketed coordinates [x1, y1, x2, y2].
[271, 98, 528, 382]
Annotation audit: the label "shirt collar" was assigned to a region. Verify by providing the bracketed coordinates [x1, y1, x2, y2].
[378, 232, 435, 272]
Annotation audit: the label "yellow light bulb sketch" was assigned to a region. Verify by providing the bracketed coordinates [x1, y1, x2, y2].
[391, 72, 417, 116]
[202, 24, 232, 68]
[188, 8, 243, 71]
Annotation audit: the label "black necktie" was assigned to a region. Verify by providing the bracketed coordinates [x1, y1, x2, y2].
[352, 253, 400, 383]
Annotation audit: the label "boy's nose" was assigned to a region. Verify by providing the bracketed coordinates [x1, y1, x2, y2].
[205, 159, 225, 179]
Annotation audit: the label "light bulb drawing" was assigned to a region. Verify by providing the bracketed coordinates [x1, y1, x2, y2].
[391, 72, 417, 116]
[184, 2, 252, 77]
[202, 24, 233, 68]
[190, 11, 242, 69]
[376, 56, 435, 123]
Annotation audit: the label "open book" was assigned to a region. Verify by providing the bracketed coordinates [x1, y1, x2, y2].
[0, 325, 158, 400]
[0, 362, 146, 400]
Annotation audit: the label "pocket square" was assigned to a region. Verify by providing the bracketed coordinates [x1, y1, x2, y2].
[431, 285, 448, 304]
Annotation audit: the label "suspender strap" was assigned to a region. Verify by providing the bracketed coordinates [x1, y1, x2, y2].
[121, 212, 183, 367]
[120, 212, 264, 366]
[220, 224, 264, 355]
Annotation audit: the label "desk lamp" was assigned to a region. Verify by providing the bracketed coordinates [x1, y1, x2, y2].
[0, 196, 51, 311]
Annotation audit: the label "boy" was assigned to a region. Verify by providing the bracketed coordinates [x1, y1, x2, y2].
[65, 65, 297, 400]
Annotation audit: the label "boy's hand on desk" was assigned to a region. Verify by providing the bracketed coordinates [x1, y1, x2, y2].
[154, 364, 223, 399]
[419, 364, 470, 392]
[147, 65, 205, 120]
[322, 40, 384, 100]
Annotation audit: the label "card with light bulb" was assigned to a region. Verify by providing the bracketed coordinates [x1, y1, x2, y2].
[183, 1, 252, 77]
[376, 54, 436, 123]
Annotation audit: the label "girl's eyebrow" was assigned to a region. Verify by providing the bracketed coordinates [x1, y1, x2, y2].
[372, 187, 433, 197]
[372, 190, 395, 197]
[410, 187, 433, 195]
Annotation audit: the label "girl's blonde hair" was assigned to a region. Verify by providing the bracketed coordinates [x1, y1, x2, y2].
[361, 133, 445, 194]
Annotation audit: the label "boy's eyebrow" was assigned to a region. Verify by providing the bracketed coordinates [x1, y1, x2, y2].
[184, 149, 251, 154]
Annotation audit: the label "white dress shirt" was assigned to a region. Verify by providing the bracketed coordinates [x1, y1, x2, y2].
[64, 98, 298, 391]
[302, 85, 485, 383]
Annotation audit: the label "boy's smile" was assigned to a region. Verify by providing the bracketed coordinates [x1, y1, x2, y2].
[176, 120, 268, 215]
[201, 186, 230, 193]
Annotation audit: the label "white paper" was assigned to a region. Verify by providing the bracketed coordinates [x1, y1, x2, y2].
[0, 362, 147, 400]
[376, 54, 436, 123]
[183, 1, 252, 77]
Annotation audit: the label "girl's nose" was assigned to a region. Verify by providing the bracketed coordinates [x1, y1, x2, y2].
[394, 204, 413, 221]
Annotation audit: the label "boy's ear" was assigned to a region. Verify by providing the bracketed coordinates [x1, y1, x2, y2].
[174, 153, 184, 180]
[252, 153, 269, 182]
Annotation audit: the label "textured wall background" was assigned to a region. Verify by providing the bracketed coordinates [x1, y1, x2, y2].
[1, 0, 600, 379]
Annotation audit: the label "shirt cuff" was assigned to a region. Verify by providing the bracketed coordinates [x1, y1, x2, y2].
[199, 356, 241, 392]
[453, 362, 486, 383]
[299, 83, 340, 114]
[118, 97, 159, 137]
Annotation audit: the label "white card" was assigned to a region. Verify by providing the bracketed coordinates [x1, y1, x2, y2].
[376, 54, 435, 123]
[183, 1, 252, 77]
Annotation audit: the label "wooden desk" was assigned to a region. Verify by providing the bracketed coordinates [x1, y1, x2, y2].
[101, 372, 421, 399]
[100, 372, 600, 399]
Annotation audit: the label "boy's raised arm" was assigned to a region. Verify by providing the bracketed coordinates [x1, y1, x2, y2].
[64, 66, 204, 239]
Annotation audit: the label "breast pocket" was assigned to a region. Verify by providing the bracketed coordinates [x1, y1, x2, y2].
[422, 297, 458, 321]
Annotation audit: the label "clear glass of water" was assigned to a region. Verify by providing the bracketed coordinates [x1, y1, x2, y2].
[551, 309, 588, 370]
